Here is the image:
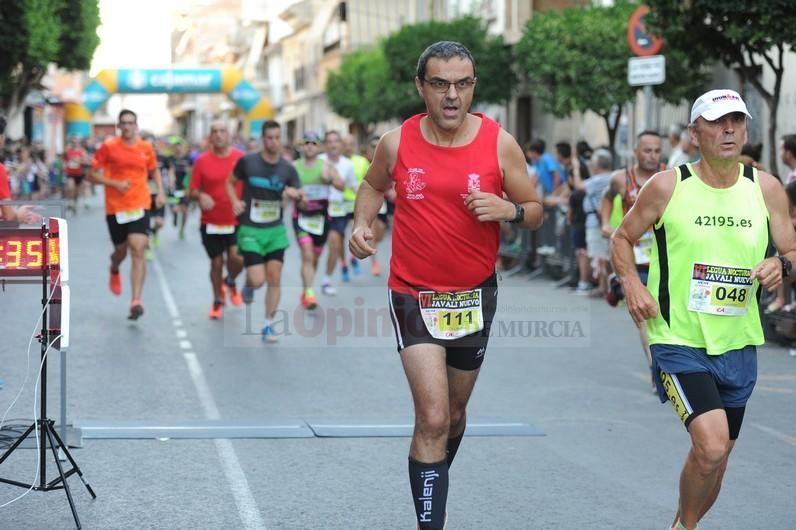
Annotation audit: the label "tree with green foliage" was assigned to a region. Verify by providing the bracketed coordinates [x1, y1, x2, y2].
[515, 1, 710, 154]
[326, 47, 404, 137]
[381, 16, 516, 120]
[0, 0, 100, 116]
[328, 16, 516, 128]
[646, 0, 796, 172]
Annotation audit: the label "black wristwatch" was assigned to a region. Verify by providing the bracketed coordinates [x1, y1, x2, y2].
[509, 203, 525, 224]
[779, 256, 792, 278]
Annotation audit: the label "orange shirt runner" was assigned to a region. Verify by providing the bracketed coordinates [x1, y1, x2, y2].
[91, 137, 157, 214]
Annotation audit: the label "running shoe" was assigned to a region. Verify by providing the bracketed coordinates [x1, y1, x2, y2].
[152, 231, 160, 248]
[371, 258, 381, 276]
[350, 258, 361, 275]
[301, 289, 318, 310]
[145, 248, 154, 261]
[109, 269, 122, 296]
[262, 324, 278, 343]
[128, 300, 144, 320]
[208, 300, 224, 320]
[322, 282, 336, 296]
[341, 265, 350, 283]
[224, 278, 243, 306]
[241, 285, 254, 304]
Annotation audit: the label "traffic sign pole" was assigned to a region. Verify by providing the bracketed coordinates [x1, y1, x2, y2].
[628, 5, 664, 133]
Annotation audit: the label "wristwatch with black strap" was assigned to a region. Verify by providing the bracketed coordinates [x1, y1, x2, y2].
[778, 255, 792, 278]
[509, 203, 525, 224]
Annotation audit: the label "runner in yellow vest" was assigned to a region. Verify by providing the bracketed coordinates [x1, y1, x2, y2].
[343, 134, 388, 275]
[611, 89, 796, 530]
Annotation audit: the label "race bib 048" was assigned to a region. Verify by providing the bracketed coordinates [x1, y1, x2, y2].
[418, 289, 484, 340]
[687, 262, 753, 316]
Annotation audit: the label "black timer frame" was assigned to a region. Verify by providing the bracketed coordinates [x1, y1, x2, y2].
[0, 220, 95, 529]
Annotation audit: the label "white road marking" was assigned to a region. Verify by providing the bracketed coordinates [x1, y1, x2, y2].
[152, 255, 267, 529]
[750, 422, 796, 447]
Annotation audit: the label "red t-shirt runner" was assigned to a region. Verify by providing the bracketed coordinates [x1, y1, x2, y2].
[189, 148, 244, 226]
[389, 112, 502, 296]
[0, 163, 11, 221]
[65, 147, 87, 177]
[0, 164, 10, 200]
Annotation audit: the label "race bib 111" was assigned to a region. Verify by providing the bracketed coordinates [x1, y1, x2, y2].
[418, 289, 484, 340]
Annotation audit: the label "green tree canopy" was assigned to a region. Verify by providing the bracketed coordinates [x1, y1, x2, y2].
[0, 0, 100, 115]
[647, 0, 796, 172]
[326, 47, 403, 134]
[327, 17, 516, 131]
[516, 1, 709, 153]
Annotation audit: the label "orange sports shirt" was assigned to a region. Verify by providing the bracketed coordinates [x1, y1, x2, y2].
[91, 137, 157, 214]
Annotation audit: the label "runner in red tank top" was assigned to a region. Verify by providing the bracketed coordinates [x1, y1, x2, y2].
[349, 42, 543, 529]
[189, 120, 246, 320]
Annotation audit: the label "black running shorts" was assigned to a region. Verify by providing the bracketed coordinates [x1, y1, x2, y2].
[388, 273, 498, 371]
[200, 224, 238, 259]
[106, 212, 150, 246]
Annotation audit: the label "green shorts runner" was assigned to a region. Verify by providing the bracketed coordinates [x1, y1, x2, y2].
[237, 224, 289, 266]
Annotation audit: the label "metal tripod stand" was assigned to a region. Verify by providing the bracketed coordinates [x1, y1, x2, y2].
[0, 223, 96, 528]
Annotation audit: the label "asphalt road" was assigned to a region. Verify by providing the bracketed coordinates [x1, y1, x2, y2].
[0, 195, 794, 529]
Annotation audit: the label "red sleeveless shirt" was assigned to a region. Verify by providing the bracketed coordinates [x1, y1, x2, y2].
[388, 113, 502, 296]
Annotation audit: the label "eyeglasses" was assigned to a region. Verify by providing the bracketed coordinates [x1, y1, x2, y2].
[423, 77, 476, 93]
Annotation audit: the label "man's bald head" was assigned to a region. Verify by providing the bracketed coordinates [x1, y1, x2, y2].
[341, 134, 358, 157]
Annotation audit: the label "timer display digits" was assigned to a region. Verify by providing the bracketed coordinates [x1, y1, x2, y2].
[0, 229, 49, 276]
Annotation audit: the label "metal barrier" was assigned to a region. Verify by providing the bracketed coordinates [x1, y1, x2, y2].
[500, 204, 576, 282]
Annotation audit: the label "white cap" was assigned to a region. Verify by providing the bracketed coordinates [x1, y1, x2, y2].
[690, 89, 752, 124]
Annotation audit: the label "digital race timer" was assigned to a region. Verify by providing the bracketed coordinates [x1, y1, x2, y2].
[0, 218, 70, 348]
[0, 219, 65, 279]
[0, 229, 47, 271]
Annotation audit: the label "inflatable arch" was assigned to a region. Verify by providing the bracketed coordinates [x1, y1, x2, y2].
[64, 68, 273, 138]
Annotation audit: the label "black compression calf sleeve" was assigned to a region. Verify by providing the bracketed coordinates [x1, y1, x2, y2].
[446, 431, 465, 468]
[408, 457, 448, 529]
